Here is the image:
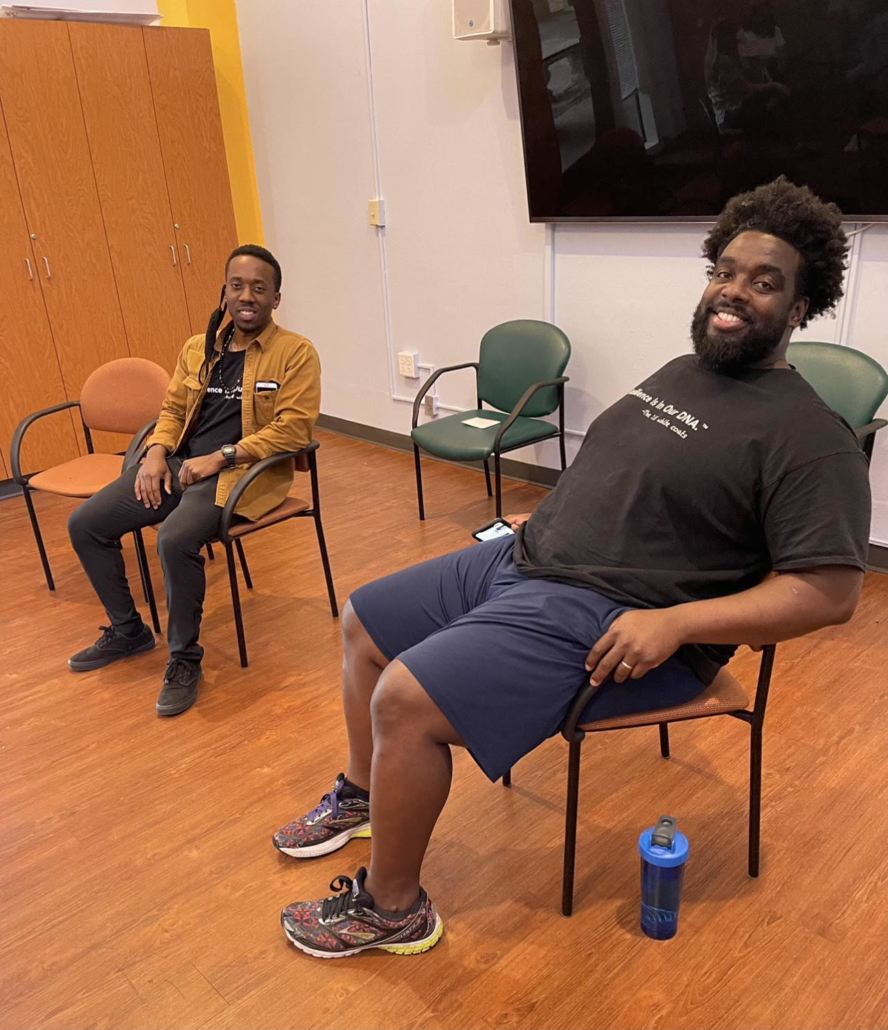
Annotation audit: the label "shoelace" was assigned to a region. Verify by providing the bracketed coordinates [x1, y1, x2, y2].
[95, 626, 116, 649]
[321, 876, 357, 920]
[307, 781, 343, 823]
[165, 659, 196, 686]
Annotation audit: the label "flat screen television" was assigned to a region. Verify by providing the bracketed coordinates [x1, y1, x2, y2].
[510, 0, 888, 221]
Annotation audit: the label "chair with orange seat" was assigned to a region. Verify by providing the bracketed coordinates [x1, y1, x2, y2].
[502, 645, 776, 916]
[10, 358, 172, 609]
[137, 439, 338, 667]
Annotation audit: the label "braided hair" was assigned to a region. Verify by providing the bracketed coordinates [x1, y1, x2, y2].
[198, 244, 283, 383]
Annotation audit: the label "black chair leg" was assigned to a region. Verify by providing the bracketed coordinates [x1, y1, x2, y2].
[133, 529, 161, 634]
[494, 452, 502, 519]
[502, 768, 511, 787]
[413, 444, 425, 521]
[235, 539, 253, 589]
[658, 722, 670, 758]
[748, 722, 763, 877]
[23, 487, 54, 591]
[313, 512, 339, 618]
[206, 542, 215, 561]
[559, 432, 567, 472]
[225, 542, 249, 668]
[562, 738, 582, 917]
[483, 459, 493, 498]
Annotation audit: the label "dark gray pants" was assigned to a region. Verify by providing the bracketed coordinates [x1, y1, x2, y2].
[68, 459, 223, 662]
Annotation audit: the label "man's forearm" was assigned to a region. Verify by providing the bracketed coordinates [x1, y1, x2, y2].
[671, 567, 863, 648]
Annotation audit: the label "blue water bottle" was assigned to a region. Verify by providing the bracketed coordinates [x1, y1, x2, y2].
[639, 815, 689, 940]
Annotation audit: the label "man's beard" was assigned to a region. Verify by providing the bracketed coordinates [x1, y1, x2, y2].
[690, 303, 787, 373]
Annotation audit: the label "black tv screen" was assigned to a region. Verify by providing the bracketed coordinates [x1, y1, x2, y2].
[511, 0, 888, 221]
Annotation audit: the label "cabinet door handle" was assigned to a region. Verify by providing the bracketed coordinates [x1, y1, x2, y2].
[170, 245, 177, 266]
[42, 256, 51, 279]
[184, 244, 192, 264]
[25, 258, 33, 280]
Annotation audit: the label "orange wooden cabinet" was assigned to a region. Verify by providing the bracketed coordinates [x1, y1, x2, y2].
[0, 78, 81, 476]
[0, 19, 131, 456]
[69, 21, 192, 375]
[144, 26, 239, 333]
[0, 20, 238, 475]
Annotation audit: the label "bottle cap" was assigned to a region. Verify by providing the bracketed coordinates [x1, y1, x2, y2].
[639, 815, 689, 868]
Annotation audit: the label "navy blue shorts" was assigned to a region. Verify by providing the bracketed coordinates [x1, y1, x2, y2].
[350, 536, 706, 782]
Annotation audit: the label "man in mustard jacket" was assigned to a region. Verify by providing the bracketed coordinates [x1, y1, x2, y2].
[68, 245, 321, 716]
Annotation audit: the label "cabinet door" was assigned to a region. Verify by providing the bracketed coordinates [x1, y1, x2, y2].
[143, 26, 238, 333]
[0, 20, 130, 455]
[0, 100, 80, 476]
[69, 22, 191, 375]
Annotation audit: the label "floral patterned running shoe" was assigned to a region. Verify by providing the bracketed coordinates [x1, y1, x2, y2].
[273, 774, 371, 859]
[281, 866, 444, 959]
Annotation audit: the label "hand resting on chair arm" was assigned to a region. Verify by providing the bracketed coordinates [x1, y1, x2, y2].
[585, 565, 864, 687]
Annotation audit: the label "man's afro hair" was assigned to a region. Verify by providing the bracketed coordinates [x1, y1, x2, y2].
[702, 176, 849, 329]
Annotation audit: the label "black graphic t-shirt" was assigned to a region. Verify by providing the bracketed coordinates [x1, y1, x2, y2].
[514, 354, 871, 684]
[181, 346, 246, 459]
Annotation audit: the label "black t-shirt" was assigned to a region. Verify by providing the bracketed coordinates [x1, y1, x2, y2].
[180, 344, 246, 459]
[514, 354, 872, 684]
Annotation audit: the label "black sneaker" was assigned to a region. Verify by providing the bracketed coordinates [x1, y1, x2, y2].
[156, 659, 202, 717]
[68, 623, 155, 672]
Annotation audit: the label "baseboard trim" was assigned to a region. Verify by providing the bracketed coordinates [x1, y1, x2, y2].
[0, 479, 22, 501]
[868, 543, 888, 574]
[316, 413, 562, 488]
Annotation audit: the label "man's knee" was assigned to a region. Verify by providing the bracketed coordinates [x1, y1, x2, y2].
[68, 499, 102, 553]
[370, 662, 428, 736]
[342, 598, 386, 666]
[156, 521, 201, 565]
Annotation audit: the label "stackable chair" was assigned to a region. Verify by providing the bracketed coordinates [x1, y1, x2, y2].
[411, 319, 571, 519]
[138, 440, 338, 668]
[502, 647, 777, 916]
[11, 358, 171, 612]
[786, 340, 888, 465]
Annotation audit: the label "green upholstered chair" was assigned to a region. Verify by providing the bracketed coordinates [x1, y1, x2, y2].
[786, 341, 888, 464]
[411, 320, 571, 519]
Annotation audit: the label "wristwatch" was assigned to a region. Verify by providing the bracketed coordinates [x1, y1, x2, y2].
[221, 444, 237, 469]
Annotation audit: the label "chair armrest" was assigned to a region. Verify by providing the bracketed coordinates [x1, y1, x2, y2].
[561, 641, 777, 742]
[10, 400, 81, 484]
[855, 418, 887, 441]
[493, 377, 568, 454]
[121, 419, 159, 473]
[411, 362, 479, 429]
[218, 440, 319, 543]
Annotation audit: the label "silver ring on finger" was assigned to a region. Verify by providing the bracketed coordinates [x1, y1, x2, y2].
[619, 660, 634, 671]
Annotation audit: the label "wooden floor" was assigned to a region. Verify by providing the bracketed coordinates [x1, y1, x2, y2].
[0, 428, 885, 1030]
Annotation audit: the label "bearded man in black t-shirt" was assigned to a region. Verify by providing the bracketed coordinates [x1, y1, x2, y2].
[272, 178, 872, 960]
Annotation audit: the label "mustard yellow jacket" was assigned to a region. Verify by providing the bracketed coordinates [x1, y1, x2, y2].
[146, 319, 321, 520]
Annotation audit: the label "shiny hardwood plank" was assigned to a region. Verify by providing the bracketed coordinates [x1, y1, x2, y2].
[0, 429, 885, 1030]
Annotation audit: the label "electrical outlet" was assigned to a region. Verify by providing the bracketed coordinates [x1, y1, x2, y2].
[424, 394, 438, 417]
[398, 351, 419, 378]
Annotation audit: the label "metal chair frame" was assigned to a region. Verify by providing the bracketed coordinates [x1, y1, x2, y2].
[411, 364, 568, 519]
[502, 644, 776, 916]
[11, 406, 158, 595]
[135, 440, 338, 668]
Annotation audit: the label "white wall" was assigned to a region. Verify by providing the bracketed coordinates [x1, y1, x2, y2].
[236, 0, 888, 545]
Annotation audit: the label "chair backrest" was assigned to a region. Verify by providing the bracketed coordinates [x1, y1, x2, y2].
[786, 341, 888, 430]
[477, 320, 571, 416]
[79, 358, 172, 435]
